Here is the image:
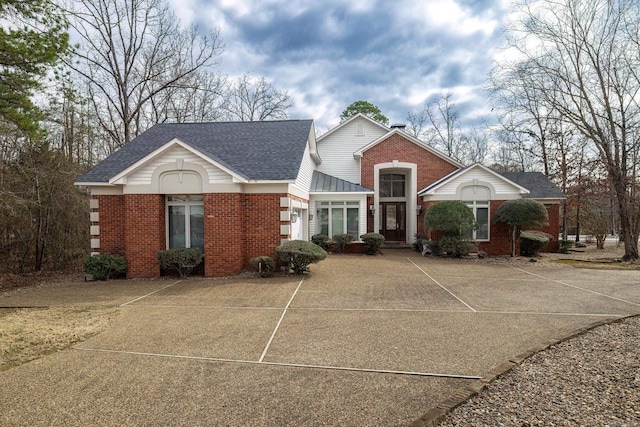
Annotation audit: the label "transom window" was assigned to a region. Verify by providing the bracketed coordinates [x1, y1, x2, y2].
[167, 195, 204, 252]
[380, 174, 406, 198]
[316, 201, 359, 238]
[465, 200, 489, 241]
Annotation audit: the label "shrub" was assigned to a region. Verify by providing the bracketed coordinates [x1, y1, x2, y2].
[412, 233, 427, 252]
[520, 230, 551, 256]
[360, 232, 385, 255]
[424, 201, 476, 236]
[311, 234, 330, 250]
[157, 247, 203, 278]
[332, 233, 354, 253]
[276, 240, 327, 274]
[493, 199, 549, 257]
[84, 254, 127, 280]
[249, 256, 276, 277]
[439, 236, 477, 257]
[559, 239, 574, 254]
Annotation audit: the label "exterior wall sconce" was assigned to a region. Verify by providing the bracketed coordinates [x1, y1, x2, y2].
[369, 205, 376, 215]
[290, 210, 298, 223]
[416, 205, 422, 215]
[308, 214, 314, 221]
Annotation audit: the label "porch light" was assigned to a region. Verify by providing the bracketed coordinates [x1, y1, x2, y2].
[369, 205, 376, 215]
[290, 210, 298, 223]
[416, 205, 422, 215]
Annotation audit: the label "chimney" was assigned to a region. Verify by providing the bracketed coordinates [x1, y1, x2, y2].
[390, 123, 406, 130]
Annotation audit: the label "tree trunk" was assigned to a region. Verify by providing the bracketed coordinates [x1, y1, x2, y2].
[612, 178, 639, 260]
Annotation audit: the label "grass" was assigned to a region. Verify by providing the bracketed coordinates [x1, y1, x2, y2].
[552, 258, 640, 270]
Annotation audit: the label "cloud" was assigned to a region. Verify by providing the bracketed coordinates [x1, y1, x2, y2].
[172, 0, 510, 130]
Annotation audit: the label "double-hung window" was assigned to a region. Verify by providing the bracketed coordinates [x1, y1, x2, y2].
[316, 201, 359, 237]
[167, 195, 204, 252]
[465, 200, 489, 241]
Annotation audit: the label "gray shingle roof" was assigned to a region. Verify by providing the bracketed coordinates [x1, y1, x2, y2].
[76, 120, 314, 183]
[501, 172, 566, 199]
[310, 171, 373, 193]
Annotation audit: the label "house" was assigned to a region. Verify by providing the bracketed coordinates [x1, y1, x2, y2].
[75, 114, 565, 278]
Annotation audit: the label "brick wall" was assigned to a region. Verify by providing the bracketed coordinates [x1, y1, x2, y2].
[93, 195, 126, 256]
[361, 133, 458, 235]
[124, 194, 165, 278]
[204, 193, 244, 276]
[243, 193, 287, 268]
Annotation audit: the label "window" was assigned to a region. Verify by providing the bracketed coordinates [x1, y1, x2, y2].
[167, 195, 204, 252]
[316, 201, 359, 237]
[465, 200, 489, 241]
[380, 174, 406, 198]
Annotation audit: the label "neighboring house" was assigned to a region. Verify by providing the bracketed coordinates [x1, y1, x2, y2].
[75, 114, 564, 278]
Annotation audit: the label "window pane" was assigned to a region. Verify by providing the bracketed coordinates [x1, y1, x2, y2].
[168, 206, 186, 248]
[380, 180, 391, 197]
[392, 180, 405, 197]
[317, 208, 329, 235]
[331, 208, 344, 236]
[476, 207, 489, 240]
[347, 208, 359, 236]
[190, 205, 204, 252]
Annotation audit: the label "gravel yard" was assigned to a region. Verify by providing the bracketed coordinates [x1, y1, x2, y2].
[441, 315, 640, 426]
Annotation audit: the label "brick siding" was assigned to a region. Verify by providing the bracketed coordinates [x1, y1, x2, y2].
[124, 194, 165, 278]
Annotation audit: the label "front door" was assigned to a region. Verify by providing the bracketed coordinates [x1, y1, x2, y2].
[382, 202, 406, 242]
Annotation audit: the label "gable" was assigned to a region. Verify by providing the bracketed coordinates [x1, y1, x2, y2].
[419, 164, 529, 201]
[315, 115, 389, 184]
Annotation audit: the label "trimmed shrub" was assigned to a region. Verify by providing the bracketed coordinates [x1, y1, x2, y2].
[332, 233, 354, 253]
[360, 232, 385, 255]
[493, 199, 549, 257]
[559, 239, 574, 254]
[276, 240, 327, 274]
[425, 201, 476, 236]
[520, 230, 551, 256]
[84, 254, 127, 280]
[311, 234, 330, 250]
[157, 247, 203, 278]
[249, 256, 276, 277]
[439, 236, 477, 257]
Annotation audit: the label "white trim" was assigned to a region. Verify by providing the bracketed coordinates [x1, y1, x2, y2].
[109, 138, 249, 185]
[316, 113, 390, 142]
[373, 162, 418, 244]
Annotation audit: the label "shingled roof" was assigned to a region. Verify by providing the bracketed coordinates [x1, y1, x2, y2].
[500, 171, 566, 199]
[76, 120, 314, 183]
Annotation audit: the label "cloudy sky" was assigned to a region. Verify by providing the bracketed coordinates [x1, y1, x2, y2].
[168, 0, 511, 133]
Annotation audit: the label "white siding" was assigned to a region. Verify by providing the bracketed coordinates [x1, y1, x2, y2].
[433, 168, 523, 198]
[317, 116, 388, 184]
[127, 145, 232, 185]
[295, 143, 315, 192]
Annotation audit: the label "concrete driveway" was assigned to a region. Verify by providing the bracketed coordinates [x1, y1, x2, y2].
[1, 250, 639, 426]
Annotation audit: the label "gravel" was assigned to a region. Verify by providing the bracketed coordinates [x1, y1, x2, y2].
[441, 315, 640, 426]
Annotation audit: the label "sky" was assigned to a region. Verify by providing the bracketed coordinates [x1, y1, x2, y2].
[168, 0, 512, 133]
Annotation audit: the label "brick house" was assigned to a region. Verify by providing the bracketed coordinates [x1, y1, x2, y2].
[76, 114, 564, 278]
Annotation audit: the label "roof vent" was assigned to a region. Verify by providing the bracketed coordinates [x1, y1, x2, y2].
[390, 123, 406, 130]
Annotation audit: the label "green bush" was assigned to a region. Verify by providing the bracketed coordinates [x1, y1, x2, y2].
[439, 236, 477, 257]
[311, 234, 330, 250]
[412, 233, 427, 252]
[276, 240, 327, 274]
[157, 247, 203, 278]
[360, 232, 385, 255]
[84, 254, 127, 280]
[559, 239, 574, 254]
[425, 201, 476, 236]
[520, 231, 551, 256]
[249, 256, 276, 277]
[332, 233, 354, 253]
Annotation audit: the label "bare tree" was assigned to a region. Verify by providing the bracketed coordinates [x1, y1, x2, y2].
[494, 0, 640, 260]
[408, 94, 487, 164]
[66, 0, 224, 149]
[222, 73, 294, 121]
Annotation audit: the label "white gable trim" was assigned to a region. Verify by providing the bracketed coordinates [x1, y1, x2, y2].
[307, 123, 321, 164]
[419, 163, 530, 200]
[108, 138, 249, 185]
[353, 129, 464, 168]
[317, 113, 389, 142]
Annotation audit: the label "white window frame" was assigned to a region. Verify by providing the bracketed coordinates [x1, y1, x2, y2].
[465, 200, 490, 241]
[166, 195, 204, 250]
[316, 201, 360, 238]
